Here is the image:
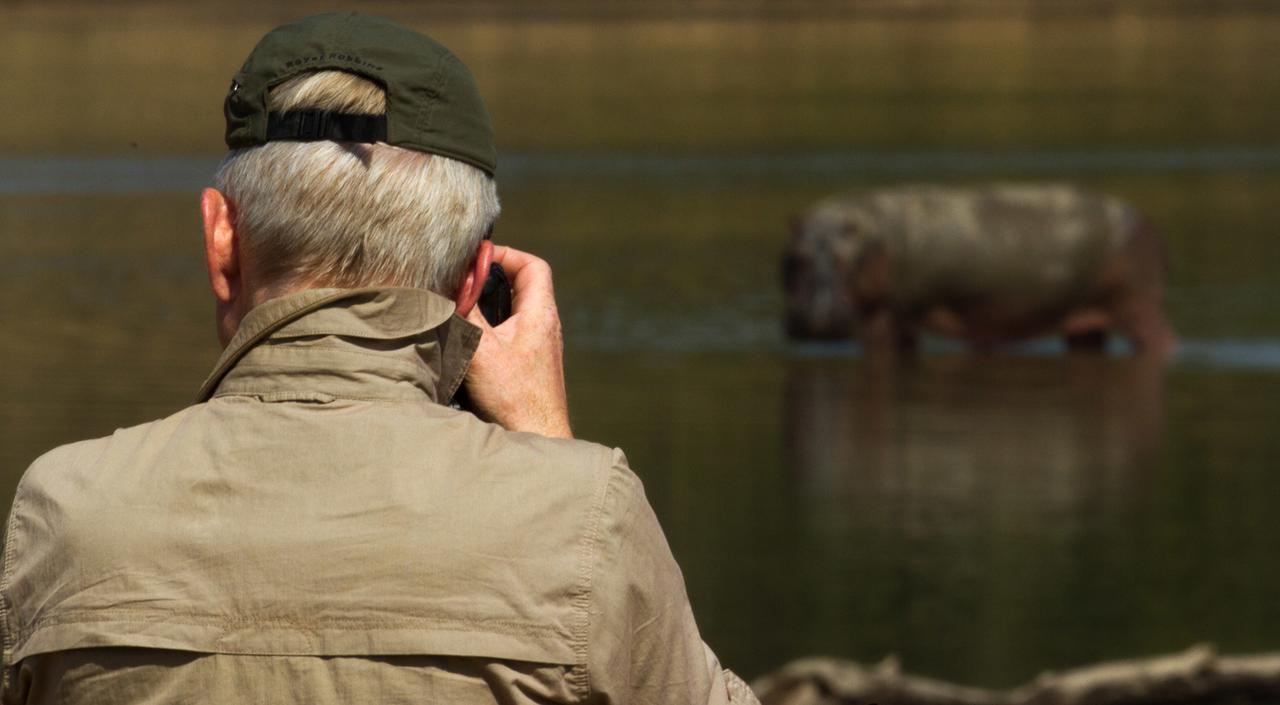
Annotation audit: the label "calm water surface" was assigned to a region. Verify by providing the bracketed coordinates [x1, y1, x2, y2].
[2, 2, 1280, 689]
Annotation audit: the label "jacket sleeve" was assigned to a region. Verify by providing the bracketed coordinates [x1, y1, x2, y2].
[584, 449, 759, 705]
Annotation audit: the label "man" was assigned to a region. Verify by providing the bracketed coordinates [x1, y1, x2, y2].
[1, 13, 757, 705]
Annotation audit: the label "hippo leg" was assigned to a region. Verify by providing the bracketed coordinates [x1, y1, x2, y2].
[1120, 292, 1176, 357]
[1113, 219, 1177, 357]
[861, 306, 918, 356]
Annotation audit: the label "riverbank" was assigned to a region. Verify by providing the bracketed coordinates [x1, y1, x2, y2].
[4, 2, 1279, 154]
[755, 646, 1280, 704]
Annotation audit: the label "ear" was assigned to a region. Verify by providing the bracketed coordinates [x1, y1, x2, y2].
[453, 239, 494, 318]
[789, 213, 805, 236]
[201, 188, 245, 346]
[202, 188, 239, 305]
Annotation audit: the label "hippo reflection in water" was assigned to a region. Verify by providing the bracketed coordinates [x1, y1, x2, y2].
[782, 184, 1176, 355]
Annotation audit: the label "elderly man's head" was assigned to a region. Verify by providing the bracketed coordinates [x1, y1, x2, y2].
[216, 69, 500, 295]
[201, 13, 500, 344]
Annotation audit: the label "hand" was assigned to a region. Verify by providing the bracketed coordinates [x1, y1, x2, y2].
[463, 246, 573, 439]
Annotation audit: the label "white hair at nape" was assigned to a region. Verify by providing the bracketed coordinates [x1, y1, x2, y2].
[213, 70, 500, 296]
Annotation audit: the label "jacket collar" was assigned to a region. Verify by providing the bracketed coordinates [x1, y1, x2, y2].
[197, 288, 481, 405]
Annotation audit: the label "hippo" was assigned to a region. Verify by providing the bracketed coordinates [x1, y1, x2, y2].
[782, 184, 1176, 355]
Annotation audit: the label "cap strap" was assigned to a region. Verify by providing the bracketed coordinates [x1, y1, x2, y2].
[265, 110, 388, 143]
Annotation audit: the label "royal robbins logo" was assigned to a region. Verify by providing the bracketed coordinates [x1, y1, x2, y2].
[284, 53, 384, 72]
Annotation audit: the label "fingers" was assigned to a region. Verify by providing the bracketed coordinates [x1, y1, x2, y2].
[459, 246, 571, 438]
[491, 246, 556, 314]
[492, 247, 552, 288]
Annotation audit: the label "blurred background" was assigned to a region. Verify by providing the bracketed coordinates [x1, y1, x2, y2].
[2, 0, 1279, 688]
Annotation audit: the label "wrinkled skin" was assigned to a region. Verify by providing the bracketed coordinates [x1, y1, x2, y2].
[783, 184, 1176, 356]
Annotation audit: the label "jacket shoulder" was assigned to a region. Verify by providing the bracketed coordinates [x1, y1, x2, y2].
[12, 405, 204, 503]
[438, 409, 636, 485]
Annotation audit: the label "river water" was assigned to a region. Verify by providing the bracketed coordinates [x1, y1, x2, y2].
[2, 1, 1279, 688]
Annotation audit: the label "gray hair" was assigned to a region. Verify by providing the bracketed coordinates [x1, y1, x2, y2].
[213, 70, 500, 295]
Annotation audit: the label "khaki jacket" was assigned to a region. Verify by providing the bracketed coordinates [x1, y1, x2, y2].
[1, 288, 757, 705]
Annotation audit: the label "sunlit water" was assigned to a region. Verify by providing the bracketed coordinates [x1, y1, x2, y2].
[3, 2, 1280, 689]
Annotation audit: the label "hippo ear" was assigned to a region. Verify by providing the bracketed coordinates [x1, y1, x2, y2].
[789, 213, 804, 235]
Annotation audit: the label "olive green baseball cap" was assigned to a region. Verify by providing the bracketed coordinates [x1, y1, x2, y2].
[224, 12, 496, 175]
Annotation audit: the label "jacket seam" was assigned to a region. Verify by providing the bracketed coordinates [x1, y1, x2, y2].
[267, 320, 440, 341]
[0, 493, 22, 690]
[13, 610, 565, 642]
[236, 346, 428, 369]
[566, 447, 616, 699]
[0, 474, 31, 671]
[211, 392, 437, 404]
[214, 349, 446, 402]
